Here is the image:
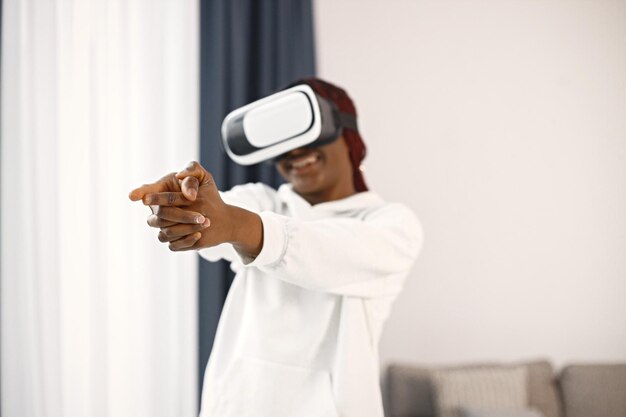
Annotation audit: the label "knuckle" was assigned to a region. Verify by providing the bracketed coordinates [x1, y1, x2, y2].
[160, 173, 175, 184]
[181, 235, 196, 248]
[205, 171, 214, 185]
[167, 193, 177, 205]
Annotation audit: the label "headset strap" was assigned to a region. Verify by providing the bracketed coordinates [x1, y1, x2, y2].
[338, 112, 358, 132]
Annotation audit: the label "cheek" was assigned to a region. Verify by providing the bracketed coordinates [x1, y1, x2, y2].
[323, 151, 346, 176]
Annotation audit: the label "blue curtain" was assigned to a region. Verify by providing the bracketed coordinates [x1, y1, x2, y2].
[198, 0, 316, 401]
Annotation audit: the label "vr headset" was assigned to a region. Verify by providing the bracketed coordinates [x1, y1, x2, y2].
[221, 84, 358, 165]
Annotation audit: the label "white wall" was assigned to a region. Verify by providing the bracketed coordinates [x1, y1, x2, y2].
[315, 0, 626, 369]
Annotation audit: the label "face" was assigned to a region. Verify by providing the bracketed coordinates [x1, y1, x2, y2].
[275, 137, 356, 205]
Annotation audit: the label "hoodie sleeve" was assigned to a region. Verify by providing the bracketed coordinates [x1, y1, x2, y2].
[198, 183, 278, 264]
[240, 203, 424, 298]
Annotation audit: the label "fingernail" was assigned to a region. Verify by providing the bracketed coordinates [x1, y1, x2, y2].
[195, 216, 205, 224]
[202, 218, 211, 228]
[189, 190, 197, 199]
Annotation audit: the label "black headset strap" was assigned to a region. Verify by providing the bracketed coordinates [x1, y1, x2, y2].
[338, 111, 358, 132]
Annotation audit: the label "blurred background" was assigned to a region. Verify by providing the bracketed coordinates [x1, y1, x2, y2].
[2, 0, 625, 416]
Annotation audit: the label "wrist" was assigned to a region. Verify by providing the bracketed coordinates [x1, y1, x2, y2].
[227, 205, 264, 258]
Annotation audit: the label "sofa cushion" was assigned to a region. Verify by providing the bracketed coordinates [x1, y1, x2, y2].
[459, 407, 544, 417]
[432, 366, 527, 417]
[384, 360, 562, 417]
[560, 364, 626, 417]
[525, 361, 563, 417]
[385, 364, 434, 417]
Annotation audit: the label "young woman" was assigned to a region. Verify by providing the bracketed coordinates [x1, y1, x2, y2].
[130, 79, 423, 417]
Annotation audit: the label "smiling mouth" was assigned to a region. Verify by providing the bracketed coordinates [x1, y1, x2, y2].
[286, 150, 322, 172]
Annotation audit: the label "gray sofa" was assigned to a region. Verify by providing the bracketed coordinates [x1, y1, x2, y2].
[383, 360, 626, 417]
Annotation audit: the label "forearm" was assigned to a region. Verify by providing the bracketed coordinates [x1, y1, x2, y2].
[240, 206, 423, 297]
[228, 205, 264, 259]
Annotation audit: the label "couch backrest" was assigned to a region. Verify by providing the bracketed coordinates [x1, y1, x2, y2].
[383, 360, 563, 417]
[559, 364, 626, 417]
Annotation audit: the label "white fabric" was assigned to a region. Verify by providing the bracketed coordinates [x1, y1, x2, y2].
[198, 183, 423, 417]
[1, 1, 198, 416]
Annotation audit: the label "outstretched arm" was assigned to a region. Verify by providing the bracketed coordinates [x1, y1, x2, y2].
[129, 162, 264, 257]
[238, 205, 423, 298]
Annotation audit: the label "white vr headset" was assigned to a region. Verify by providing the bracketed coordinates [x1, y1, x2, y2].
[221, 84, 358, 165]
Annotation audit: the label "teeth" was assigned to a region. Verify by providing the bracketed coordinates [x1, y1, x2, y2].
[291, 154, 318, 169]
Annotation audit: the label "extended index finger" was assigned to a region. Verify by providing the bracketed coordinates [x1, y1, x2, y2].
[143, 192, 193, 206]
[129, 172, 178, 201]
[129, 182, 167, 201]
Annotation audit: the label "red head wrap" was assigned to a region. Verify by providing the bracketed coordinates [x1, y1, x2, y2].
[290, 78, 368, 192]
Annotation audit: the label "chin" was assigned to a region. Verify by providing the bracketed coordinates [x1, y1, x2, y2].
[291, 179, 323, 195]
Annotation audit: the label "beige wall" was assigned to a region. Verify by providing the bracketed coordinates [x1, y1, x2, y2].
[315, 0, 626, 368]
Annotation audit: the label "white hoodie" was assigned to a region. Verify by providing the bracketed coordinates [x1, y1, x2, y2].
[198, 183, 423, 417]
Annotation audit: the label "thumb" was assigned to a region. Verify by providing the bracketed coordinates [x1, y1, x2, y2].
[175, 161, 205, 181]
[175, 161, 219, 196]
[179, 176, 199, 201]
